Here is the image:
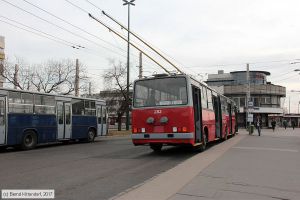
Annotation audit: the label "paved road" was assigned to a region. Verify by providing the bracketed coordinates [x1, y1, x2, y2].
[0, 137, 197, 200]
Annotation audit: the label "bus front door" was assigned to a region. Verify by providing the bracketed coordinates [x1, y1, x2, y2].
[0, 97, 6, 145]
[57, 102, 72, 140]
[192, 87, 202, 143]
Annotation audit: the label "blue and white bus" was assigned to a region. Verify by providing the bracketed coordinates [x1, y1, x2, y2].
[0, 88, 108, 150]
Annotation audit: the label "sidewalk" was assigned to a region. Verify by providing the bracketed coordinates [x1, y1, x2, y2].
[111, 128, 300, 200]
[169, 128, 300, 200]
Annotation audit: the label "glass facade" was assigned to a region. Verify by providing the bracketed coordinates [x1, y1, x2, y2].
[231, 71, 268, 85]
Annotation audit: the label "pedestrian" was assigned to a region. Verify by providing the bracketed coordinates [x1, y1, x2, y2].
[256, 116, 262, 136]
[271, 119, 276, 132]
[283, 120, 288, 130]
[291, 120, 295, 130]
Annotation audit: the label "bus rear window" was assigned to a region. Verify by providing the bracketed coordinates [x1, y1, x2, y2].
[134, 77, 188, 107]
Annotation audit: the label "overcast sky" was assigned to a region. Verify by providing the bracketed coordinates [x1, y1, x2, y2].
[0, 0, 300, 112]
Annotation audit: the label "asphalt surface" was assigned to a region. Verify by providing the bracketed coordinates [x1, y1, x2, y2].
[0, 136, 197, 200]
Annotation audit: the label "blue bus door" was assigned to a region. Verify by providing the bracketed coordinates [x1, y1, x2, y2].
[57, 102, 72, 140]
[0, 96, 6, 145]
[102, 106, 108, 136]
[97, 105, 103, 136]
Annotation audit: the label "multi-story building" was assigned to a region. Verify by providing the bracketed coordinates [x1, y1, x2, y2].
[206, 70, 286, 127]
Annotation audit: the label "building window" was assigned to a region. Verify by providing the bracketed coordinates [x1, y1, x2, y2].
[240, 97, 245, 107]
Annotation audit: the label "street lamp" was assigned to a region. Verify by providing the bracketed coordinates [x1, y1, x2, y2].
[123, 0, 135, 131]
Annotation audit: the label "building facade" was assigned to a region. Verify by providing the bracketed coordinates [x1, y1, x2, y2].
[206, 70, 286, 127]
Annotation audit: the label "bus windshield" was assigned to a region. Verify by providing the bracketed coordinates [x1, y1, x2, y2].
[134, 77, 188, 107]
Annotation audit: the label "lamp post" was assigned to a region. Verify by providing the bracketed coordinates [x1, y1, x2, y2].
[123, 0, 135, 131]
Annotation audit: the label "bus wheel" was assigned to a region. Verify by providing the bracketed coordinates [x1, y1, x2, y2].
[21, 131, 37, 150]
[87, 129, 96, 142]
[199, 133, 207, 152]
[150, 144, 162, 152]
[0, 146, 7, 151]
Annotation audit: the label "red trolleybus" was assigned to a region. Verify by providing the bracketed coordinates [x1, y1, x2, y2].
[131, 74, 238, 151]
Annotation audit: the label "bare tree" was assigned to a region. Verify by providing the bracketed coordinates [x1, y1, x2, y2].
[103, 60, 132, 131]
[1, 56, 33, 90]
[31, 59, 88, 95]
[1, 57, 89, 95]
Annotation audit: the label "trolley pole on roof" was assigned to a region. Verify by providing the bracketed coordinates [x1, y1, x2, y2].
[123, 0, 135, 131]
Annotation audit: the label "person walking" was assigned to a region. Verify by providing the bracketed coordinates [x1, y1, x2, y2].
[291, 120, 296, 130]
[283, 119, 288, 130]
[271, 119, 276, 132]
[256, 116, 262, 136]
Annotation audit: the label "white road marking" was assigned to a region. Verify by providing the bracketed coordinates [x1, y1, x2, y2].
[232, 146, 299, 152]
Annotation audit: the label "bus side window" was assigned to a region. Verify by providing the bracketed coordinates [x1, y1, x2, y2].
[72, 99, 84, 115]
[207, 90, 213, 110]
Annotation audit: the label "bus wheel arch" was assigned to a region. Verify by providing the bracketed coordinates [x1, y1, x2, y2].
[21, 129, 38, 150]
[87, 127, 96, 142]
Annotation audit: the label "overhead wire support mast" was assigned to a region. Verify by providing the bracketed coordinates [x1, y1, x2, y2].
[88, 13, 170, 74]
[101, 10, 185, 75]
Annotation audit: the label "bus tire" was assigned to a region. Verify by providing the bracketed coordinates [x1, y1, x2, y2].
[87, 129, 96, 142]
[150, 144, 162, 152]
[21, 131, 37, 150]
[0, 146, 7, 151]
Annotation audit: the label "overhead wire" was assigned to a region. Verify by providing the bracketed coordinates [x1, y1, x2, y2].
[0, 19, 73, 48]
[22, 0, 128, 54]
[0, 0, 130, 59]
[0, 15, 81, 48]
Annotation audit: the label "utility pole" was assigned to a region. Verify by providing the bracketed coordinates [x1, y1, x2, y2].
[75, 59, 79, 97]
[123, 0, 135, 131]
[14, 64, 19, 89]
[246, 63, 251, 133]
[89, 82, 92, 97]
[138, 51, 143, 79]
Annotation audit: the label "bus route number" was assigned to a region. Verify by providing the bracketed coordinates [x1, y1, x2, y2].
[154, 110, 162, 114]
